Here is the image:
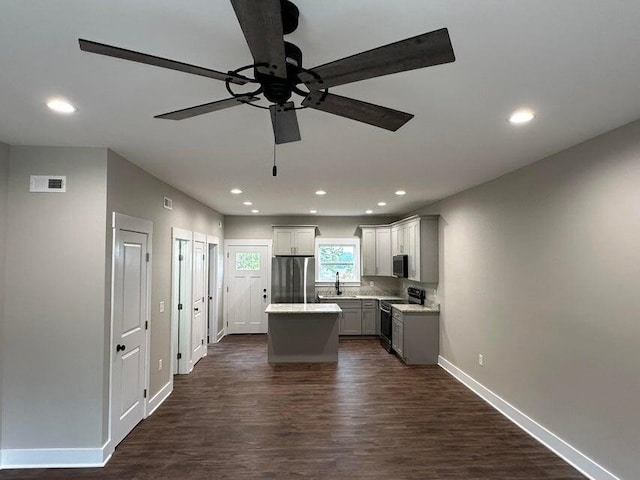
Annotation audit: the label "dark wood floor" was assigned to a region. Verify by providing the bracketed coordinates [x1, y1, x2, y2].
[1, 336, 585, 480]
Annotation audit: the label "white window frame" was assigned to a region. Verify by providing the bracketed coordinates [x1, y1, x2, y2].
[315, 237, 361, 286]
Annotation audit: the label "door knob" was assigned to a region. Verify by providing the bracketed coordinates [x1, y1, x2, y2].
[116, 344, 126, 352]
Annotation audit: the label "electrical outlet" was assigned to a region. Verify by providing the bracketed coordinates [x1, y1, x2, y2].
[159, 301, 165, 313]
[478, 354, 484, 366]
[158, 359, 163, 371]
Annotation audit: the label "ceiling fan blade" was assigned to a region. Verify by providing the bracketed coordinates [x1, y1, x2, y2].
[269, 102, 301, 144]
[229, 0, 287, 79]
[298, 28, 455, 90]
[155, 95, 259, 120]
[302, 92, 413, 132]
[78, 39, 249, 85]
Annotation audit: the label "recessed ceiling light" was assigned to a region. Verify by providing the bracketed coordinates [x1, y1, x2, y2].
[377, 202, 386, 206]
[310, 210, 317, 214]
[395, 190, 406, 196]
[46, 98, 77, 114]
[315, 190, 326, 195]
[230, 188, 242, 194]
[365, 210, 373, 214]
[243, 201, 253, 206]
[251, 209, 259, 213]
[508, 109, 535, 125]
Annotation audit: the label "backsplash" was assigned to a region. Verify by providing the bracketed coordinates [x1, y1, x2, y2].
[315, 276, 440, 307]
[403, 279, 439, 307]
[315, 276, 403, 297]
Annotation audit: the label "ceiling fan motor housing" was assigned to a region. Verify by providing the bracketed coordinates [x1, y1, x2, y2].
[257, 41, 303, 104]
[281, 0, 299, 35]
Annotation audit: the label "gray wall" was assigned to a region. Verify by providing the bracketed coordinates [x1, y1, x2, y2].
[224, 215, 397, 239]
[1, 147, 108, 449]
[422, 120, 640, 479]
[106, 150, 224, 406]
[0, 141, 10, 449]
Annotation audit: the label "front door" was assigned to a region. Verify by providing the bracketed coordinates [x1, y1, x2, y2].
[111, 223, 149, 448]
[225, 245, 269, 334]
[191, 239, 206, 364]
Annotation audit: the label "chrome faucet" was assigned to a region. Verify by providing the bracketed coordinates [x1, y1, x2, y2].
[335, 272, 342, 295]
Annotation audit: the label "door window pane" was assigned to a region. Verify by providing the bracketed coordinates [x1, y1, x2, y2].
[236, 252, 260, 270]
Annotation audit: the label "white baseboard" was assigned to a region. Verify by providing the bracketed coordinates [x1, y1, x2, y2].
[0, 441, 111, 470]
[438, 356, 620, 480]
[146, 380, 173, 417]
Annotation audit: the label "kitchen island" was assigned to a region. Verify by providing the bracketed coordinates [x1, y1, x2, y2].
[265, 303, 342, 363]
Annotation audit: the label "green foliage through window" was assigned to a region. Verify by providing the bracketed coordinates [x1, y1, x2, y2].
[317, 244, 357, 282]
[236, 252, 260, 271]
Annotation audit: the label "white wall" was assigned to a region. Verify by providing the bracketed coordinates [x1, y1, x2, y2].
[0, 141, 10, 449]
[106, 150, 224, 406]
[424, 119, 640, 479]
[1, 147, 108, 449]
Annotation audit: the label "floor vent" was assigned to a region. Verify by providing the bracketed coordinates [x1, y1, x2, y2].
[30, 175, 66, 192]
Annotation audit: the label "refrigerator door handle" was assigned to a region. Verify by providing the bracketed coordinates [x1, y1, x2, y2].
[303, 257, 308, 304]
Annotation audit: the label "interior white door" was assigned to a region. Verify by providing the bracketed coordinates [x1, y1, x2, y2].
[226, 245, 269, 334]
[112, 228, 148, 447]
[191, 239, 206, 364]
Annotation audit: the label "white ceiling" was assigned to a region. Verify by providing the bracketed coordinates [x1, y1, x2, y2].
[1, 1, 640, 216]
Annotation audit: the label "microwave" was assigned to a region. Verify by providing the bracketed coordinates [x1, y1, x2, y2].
[392, 254, 408, 278]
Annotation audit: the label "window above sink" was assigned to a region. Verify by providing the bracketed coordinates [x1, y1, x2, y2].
[315, 237, 361, 286]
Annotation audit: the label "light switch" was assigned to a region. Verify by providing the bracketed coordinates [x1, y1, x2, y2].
[159, 301, 165, 313]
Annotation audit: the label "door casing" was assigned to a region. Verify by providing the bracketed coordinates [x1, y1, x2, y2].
[223, 239, 272, 335]
[109, 212, 152, 452]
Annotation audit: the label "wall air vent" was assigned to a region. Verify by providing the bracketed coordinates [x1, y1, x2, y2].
[163, 196, 173, 210]
[30, 175, 66, 193]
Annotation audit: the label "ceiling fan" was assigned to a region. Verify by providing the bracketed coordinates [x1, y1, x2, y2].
[79, 0, 455, 145]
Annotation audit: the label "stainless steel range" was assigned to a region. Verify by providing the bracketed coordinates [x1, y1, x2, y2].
[379, 287, 425, 352]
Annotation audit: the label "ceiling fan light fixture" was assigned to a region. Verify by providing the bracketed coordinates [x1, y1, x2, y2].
[508, 109, 535, 125]
[46, 98, 77, 114]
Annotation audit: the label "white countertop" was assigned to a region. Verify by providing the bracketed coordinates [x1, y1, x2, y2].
[391, 304, 440, 313]
[265, 303, 342, 314]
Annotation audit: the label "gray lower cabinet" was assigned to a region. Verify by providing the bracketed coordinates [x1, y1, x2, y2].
[340, 309, 362, 335]
[361, 300, 377, 335]
[318, 298, 381, 335]
[391, 308, 439, 364]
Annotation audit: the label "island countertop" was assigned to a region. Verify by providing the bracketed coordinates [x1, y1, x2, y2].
[265, 303, 342, 314]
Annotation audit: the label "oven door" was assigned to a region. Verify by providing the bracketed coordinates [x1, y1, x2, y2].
[379, 304, 392, 343]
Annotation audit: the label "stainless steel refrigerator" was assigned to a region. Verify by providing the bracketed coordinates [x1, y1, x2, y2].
[272, 256, 315, 303]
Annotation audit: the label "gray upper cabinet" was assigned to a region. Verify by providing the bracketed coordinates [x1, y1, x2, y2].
[361, 228, 377, 276]
[375, 228, 392, 276]
[390, 216, 440, 283]
[273, 227, 316, 255]
[360, 226, 392, 277]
